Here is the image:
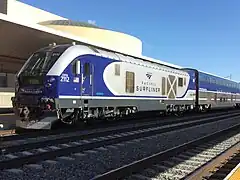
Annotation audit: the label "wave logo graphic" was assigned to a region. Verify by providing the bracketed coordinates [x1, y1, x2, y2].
[146, 72, 152, 79]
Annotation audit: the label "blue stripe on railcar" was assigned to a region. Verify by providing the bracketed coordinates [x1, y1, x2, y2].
[182, 70, 240, 95]
[199, 72, 240, 94]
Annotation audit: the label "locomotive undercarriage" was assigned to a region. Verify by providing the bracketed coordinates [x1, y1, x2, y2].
[165, 103, 210, 116]
[59, 102, 211, 126]
[12, 95, 235, 129]
[50, 99, 240, 126]
[60, 105, 211, 125]
[12, 96, 59, 129]
[59, 106, 139, 125]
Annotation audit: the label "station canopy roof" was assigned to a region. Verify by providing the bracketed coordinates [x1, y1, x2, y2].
[0, 14, 111, 73]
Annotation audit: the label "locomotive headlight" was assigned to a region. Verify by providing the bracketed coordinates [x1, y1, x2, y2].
[45, 83, 52, 88]
[48, 77, 56, 83]
[46, 77, 56, 88]
[45, 76, 57, 90]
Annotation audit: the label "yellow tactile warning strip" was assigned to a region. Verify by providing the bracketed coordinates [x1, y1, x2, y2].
[0, 113, 14, 116]
[224, 163, 240, 180]
[0, 129, 15, 136]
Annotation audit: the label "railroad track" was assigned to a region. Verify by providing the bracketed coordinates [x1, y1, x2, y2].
[2, 110, 239, 149]
[1, 111, 240, 155]
[0, 111, 240, 179]
[91, 123, 240, 180]
[1, 107, 238, 142]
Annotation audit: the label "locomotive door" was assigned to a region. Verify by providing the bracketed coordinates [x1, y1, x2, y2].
[81, 61, 94, 96]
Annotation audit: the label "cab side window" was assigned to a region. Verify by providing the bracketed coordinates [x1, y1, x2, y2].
[84, 63, 90, 76]
[72, 59, 78, 75]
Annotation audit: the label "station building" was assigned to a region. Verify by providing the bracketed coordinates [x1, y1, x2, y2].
[0, 0, 143, 110]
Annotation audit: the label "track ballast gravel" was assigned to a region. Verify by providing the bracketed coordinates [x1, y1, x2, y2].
[0, 117, 239, 180]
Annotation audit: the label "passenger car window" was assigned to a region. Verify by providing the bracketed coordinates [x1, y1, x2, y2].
[178, 77, 183, 87]
[162, 77, 166, 95]
[115, 64, 120, 76]
[126, 71, 135, 93]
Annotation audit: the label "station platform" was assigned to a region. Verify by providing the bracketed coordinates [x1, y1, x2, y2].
[224, 163, 240, 180]
[0, 87, 14, 114]
[0, 113, 16, 130]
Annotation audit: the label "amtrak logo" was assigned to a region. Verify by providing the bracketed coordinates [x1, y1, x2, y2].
[146, 72, 152, 79]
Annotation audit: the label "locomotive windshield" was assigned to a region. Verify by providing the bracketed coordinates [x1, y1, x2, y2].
[21, 51, 62, 75]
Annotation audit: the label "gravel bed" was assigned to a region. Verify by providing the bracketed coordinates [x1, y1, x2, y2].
[0, 118, 214, 162]
[0, 142, 84, 162]
[0, 118, 168, 147]
[0, 118, 239, 180]
[0, 121, 171, 149]
[1, 112, 233, 147]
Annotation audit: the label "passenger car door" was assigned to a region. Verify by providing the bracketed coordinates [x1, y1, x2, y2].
[81, 60, 94, 96]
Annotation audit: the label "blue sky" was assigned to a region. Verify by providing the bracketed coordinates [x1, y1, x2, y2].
[20, 0, 240, 81]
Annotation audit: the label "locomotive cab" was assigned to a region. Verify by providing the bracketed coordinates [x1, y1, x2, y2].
[12, 44, 71, 129]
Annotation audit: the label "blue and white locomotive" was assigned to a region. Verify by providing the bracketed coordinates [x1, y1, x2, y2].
[11, 43, 240, 129]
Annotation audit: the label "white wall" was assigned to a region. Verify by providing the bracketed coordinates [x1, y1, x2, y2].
[6, 0, 67, 24]
[45, 25, 143, 56]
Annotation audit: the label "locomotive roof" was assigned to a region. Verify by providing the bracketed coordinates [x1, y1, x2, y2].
[34, 41, 183, 71]
[54, 43, 183, 69]
[47, 44, 188, 76]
